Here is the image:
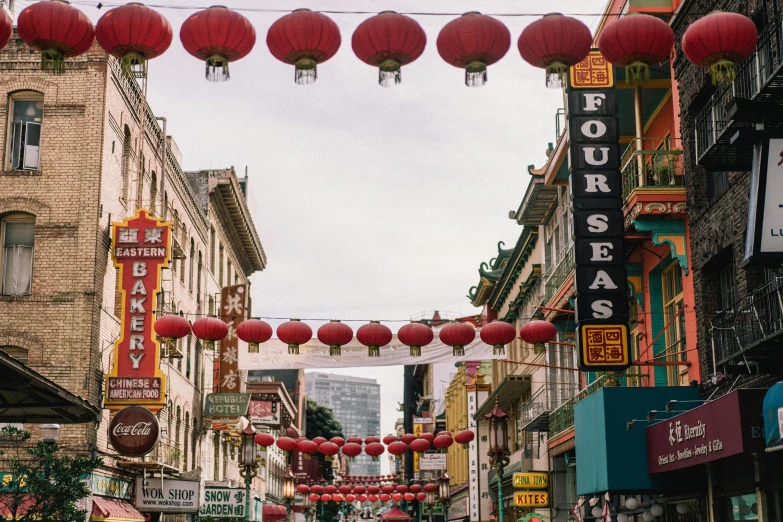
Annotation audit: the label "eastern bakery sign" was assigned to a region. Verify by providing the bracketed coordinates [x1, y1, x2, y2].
[105, 210, 169, 411]
[646, 389, 765, 473]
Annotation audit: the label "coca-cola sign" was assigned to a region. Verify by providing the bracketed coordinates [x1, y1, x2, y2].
[109, 406, 160, 457]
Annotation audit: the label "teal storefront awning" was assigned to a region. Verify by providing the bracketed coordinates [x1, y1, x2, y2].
[763, 380, 783, 452]
[574, 386, 701, 496]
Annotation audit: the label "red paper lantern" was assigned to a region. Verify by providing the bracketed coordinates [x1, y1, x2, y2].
[518, 13, 592, 88]
[416, 493, 427, 502]
[267, 9, 341, 85]
[191, 317, 228, 352]
[598, 14, 673, 84]
[297, 484, 310, 494]
[433, 434, 453, 450]
[319, 441, 340, 459]
[0, 10, 11, 54]
[409, 439, 430, 453]
[317, 320, 353, 356]
[424, 483, 438, 493]
[330, 436, 345, 447]
[313, 436, 328, 446]
[180, 6, 256, 81]
[311, 485, 324, 495]
[332, 494, 344, 503]
[368, 486, 380, 495]
[96, 3, 172, 74]
[325, 485, 338, 495]
[419, 432, 435, 443]
[401, 433, 416, 445]
[455, 429, 475, 447]
[380, 494, 391, 502]
[396, 485, 408, 494]
[381, 485, 395, 495]
[365, 436, 380, 444]
[339, 485, 352, 495]
[17, 0, 96, 73]
[404, 493, 415, 502]
[321, 494, 332, 502]
[383, 434, 398, 445]
[519, 320, 557, 354]
[346, 494, 356, 503]
[298, 440, 318, 454]
[480, 320, 516, 356]
[236, 319, 273, 353]
[355, 486, 367, 495]
[439, 322, 476, 356]
[682, 11, 758, 84]
[352, 11, 426, 86]
[358, 495, 368, 502]
[154, 314, 191, 352]
[397, 322, 434, 357]
[388, 441, 408, 456]
[276, 436, 298, 452]
[254, 433, 275, 447]
[409, 484, 422, 494]
[343, 442, 362, 461]
[347, 436, 364, 445]
[365, 442, 385, 461]
[357, 321, 393, 357]
[309, 493, 320, 502]
[436, 12, 510, 87]
[392, 493, 403, 502]
[287, 427, 300, 438]
[277, 319, 313, 354]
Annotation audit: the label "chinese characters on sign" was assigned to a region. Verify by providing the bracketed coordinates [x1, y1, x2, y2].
[249, 400, 280, 426]
[217, 284, 247, 393]
[105, 210, 169, 411]
[567, 50, 630, 371]
[200, 487, 246, 518]
[466, 377, 489, 522]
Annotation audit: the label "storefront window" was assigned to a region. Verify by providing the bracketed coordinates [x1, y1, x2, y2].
[662, 261, 686, 385]
[724, 494, 759, 521]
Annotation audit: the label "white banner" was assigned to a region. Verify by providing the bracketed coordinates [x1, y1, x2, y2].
[240, 333, 504, 370]
[419, 453, 447, 470]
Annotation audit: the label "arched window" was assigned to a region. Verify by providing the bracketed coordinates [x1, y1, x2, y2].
[186, 333, 192, 380]
[121, 126, 131, 201]
[7, 91, 43, 171]
[194, 340, 201, 389]
[175, 406, 182, 466]
[1, 213, 35, 296]
[149, 171, 157, 216]
[166, 400, 173, 439]
[188, 239, 194, 292]
[213, 432, 220, 479]
[183, 411, 190, 471]
[192, 417, 199, 470]
[0, 345, 28, 363]
[180, 232, 187, 284]
[163, 191, 168, 220]
[197, 251, 202, 301]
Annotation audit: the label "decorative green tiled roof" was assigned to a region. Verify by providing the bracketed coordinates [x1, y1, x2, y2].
[467, 241, 517, 307]
[488, 227, 539, 309]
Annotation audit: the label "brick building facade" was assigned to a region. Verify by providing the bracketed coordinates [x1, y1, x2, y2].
[0, 35, 266, 517]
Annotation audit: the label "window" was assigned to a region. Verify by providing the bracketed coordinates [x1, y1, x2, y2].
[209, 227, 215, 274]
[149, 171, 157, 216]
[628, 299, 642, 387]
[7, 94, 43, 171]
[718, 258, 739, 313]
[218, 243, 224, 287]
[0, 346, 28, 364]
[707, 171, 729, 200]
[188, 239, 194, 292]
[197, 252, 202, 302]
[186, 334, 192, 379]
[121, 126, 131, 201]
[1, 214, 34, 295]
[662, 262, 686, 385]
[227, 260, 232, 287]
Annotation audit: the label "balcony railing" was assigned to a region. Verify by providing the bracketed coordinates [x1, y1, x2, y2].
[519, 383, 579, 432]
[548, 372, 648, 438]
[154, 437, 183, 469]
[620, 139, 684, 200]
[711, 274, 783, 365]
[694, 11, 783, 170]
[544, 242, 574, 303]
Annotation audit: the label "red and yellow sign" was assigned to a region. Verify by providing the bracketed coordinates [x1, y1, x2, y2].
[514, 491, 549, 508]
[578, 324, 629, 369]
[570, 50, 614, 88]
[105, 209, 169, 412]
[412, 419, 424, 472]
[216, 284, 247, 393]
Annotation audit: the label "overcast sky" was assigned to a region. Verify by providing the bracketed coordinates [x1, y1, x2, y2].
[71, 0, 605, 452]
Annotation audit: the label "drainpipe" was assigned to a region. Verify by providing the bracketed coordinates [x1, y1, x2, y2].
[156, 117, 167, 219]
[634, 86, 645, 187]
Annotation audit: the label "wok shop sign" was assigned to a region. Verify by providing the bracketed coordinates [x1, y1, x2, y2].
[567, 51, 630, 371]
[200, 487, 247, 518]
[135, 478, 200, 513]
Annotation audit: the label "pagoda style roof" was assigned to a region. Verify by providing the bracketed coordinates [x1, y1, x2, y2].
[509, 144, 561, 226]
[488, 227, 539, 310]
[467, 241, 516, 307]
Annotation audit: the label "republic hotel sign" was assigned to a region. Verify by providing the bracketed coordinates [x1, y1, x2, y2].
[567, 51, 630, 371]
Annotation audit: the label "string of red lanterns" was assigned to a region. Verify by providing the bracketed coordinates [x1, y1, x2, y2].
[10, 1, 760, 87]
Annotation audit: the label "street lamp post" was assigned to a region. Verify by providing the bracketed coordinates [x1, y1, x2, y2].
[484, 399, 510, 522]
[239, 424, 259, 522]
[283, 469, 295, 522]
[438, 473, 451, 522]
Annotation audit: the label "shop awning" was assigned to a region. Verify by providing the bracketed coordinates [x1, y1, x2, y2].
[764, 380, 783, 452]
[0, 350, 100, 423]
[474, 375, 531, 419]
[92, 496, 145, 521]
[382, 507, 412, 521]
[262, 504, 288, 520]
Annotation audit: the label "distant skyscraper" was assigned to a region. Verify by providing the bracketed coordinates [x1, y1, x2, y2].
[306, 373, 381, 475]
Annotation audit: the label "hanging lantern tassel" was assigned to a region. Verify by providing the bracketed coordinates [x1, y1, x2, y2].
[379, 59, 402, 87]
[295, 57, 317, 85]
[711, 59, 737, 85]
[329, 344, 341, 357]
[287, 343, 299, 355]
[492, 343, 505, 356]
[204, 340, 215, 352]
[206, 54, 230, 82]
[121, 52, 146, 76]
[626, 61, 651, 84]
[368, 345, 380, 358]
[545, 61, 568, 89]
[453, 344, 465, 357]
[409, 345, 421, 357]
[534, 342, 546, 355]
[465, 60, 488, 87]
[41, 49, 65, 75]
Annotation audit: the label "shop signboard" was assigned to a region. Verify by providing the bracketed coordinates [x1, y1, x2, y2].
[199, 487, 247, 518]
[88, 474, 132, 500]
[135, 477, 200, 513]
[249, 400, 279, 426]
[513, 491, 549, 508]
[419, 454, 447, 470]
[216, 284, 247, 393]
[513, 472, 548, 490]
[448, 495, 468, 521]
[108, 406, 160, 457]
[205, 393, 251, 418]
[292, 449, 322, 483]
[105, 210, 170, 411]
[413, 418, 424, 472]
[567, 51, 631, 371]
[646, 389, 765, 473]
[745, 138, 783, 263]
